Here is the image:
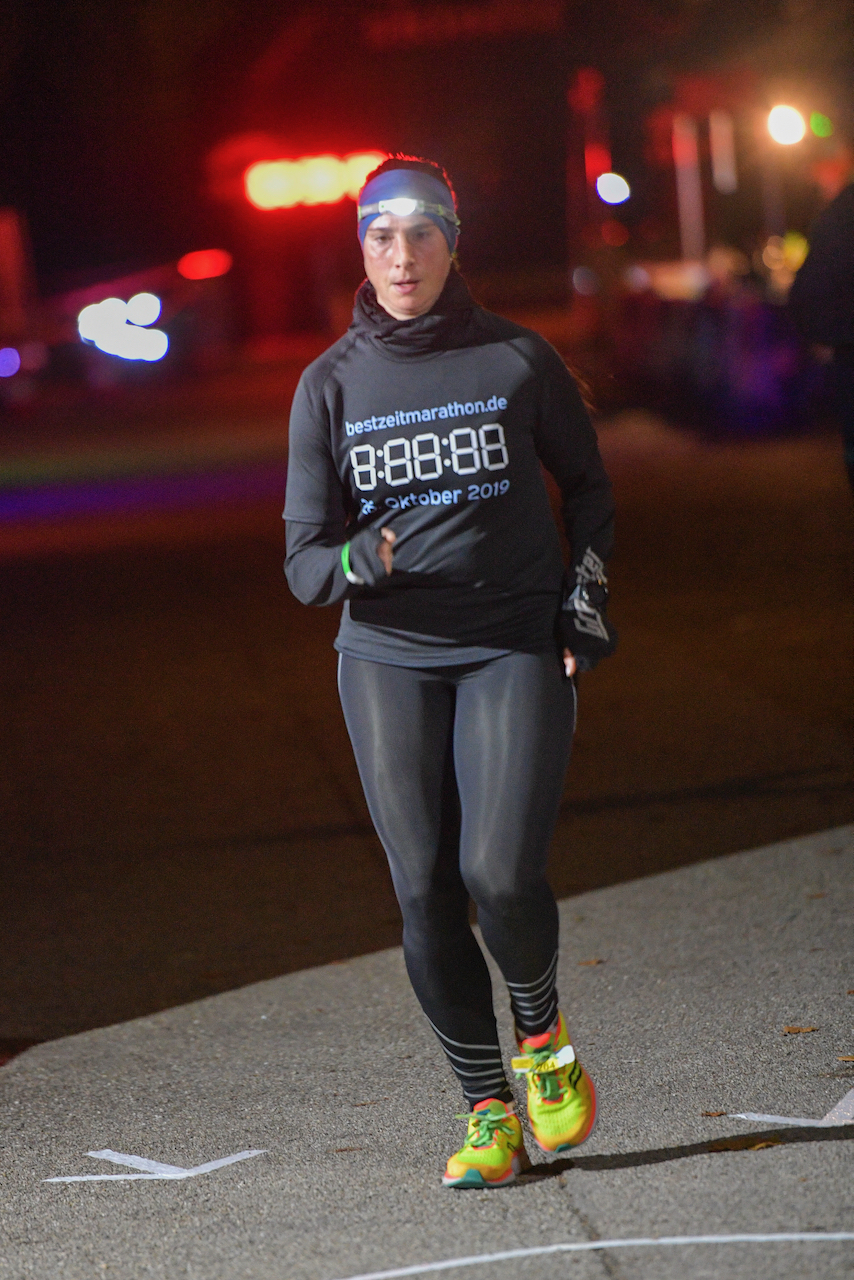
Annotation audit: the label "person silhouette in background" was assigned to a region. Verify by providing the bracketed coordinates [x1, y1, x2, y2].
[790, 163, 854, 492]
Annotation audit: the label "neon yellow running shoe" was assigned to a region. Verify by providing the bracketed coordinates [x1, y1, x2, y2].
[512, 1012, 597, 1154]
[442, 1099, 531, 1188]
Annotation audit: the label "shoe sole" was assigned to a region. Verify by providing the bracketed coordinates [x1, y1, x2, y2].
[442, 1150, 530, 1189]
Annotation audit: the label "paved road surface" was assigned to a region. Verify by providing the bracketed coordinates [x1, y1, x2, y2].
[1, 826, 851, 1279]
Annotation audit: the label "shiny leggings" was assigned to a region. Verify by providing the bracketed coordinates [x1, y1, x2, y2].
[337, 650, 575, 1104]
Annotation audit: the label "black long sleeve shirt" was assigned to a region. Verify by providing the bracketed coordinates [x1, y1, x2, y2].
[284, 271, 615, 666]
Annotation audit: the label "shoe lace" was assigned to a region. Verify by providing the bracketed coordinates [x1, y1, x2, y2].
[454, 1109, 515, 1148]
[511, 1043, 576, 1103]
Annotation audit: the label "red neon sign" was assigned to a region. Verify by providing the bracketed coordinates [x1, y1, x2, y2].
[244, 152, 387, 210]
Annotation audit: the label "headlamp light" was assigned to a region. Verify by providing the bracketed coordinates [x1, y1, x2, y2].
[357, 197, 460, 226]
[378, 198, 417, 216]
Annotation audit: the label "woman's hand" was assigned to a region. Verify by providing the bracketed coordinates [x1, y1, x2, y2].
[562, 649, 577, 678]
[377, 527, 396, 575]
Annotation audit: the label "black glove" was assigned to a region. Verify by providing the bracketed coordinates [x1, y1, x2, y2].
[558, 578, 618, 672]
[342, 527, 392, 589]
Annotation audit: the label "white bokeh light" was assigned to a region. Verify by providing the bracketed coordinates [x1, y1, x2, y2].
[572, 266, 600, 296]
[595, 172, 631, 204]
[78, 297, 126, 341]
[78, 296, 168, 362]
[768, 105, 806, 145]
[126, 292, 162, 326]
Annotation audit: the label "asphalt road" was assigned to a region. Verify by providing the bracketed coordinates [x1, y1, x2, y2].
[1, 405, 852, 1045]
[1, 826, 852, 1280]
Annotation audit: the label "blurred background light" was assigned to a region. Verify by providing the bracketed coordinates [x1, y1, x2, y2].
[672, 114, 705, 260]
[761, 235, 786, 270]
[759, 230, 809, 300]
[0, 347, 21, 377]
[709, 110, 738, 194]
[78, 297, 127, 341]
[345, 152, 386, 199]
[244, 151, 386, 210]
[77, 297, 168, 361]
[761, 230, 809, 272]
[767, 105, 806, 145]
[572, 266, 600, 296]
[245, 160, 300, 209]
[300, 155, 347, 205]
[809, 111, 834, 138]
[596, 172, 631, 204]
[126, 292, 161, 326]
[624, 265, 651, 293]
[584, 142, 612, 186]
[134, 328, 168, 361]
[177, 249, 233, 280]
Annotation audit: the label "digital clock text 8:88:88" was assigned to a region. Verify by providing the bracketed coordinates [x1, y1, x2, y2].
[350, 424, 510, 492]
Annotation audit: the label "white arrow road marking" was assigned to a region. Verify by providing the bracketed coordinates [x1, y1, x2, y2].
[44, 1148, 266, 1183]
[729, 1086, 854, 1128]
[823, 1089, 854, 1124]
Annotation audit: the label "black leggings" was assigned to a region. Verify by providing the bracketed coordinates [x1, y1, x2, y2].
[338, 650, 575, 1104]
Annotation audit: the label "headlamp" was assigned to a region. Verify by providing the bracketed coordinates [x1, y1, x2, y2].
[357, 197, 460, 226]
[376, 198, 417, 217]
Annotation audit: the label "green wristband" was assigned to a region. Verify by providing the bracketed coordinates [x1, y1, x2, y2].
[341, 541, 365, 586]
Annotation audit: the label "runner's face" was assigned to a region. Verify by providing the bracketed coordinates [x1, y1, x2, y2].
[362, 213, 452, 320]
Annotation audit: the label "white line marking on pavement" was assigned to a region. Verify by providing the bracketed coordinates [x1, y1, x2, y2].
[335, 1233, 854, 1280]
[729, 1087, 854, 1128]
[44, 1148, 266, 1183]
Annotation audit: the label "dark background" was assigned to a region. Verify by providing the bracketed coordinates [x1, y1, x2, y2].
[2, 0, 851, 285]
[0, 1, 852, 1058]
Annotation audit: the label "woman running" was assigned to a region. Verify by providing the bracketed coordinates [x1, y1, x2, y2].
[284, 156, 617, 1187]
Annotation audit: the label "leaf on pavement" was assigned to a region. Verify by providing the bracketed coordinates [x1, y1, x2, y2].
[782, 1025, 818, 1034]
[837, 1056, 854, 1062]
[701, 1110, 727, 1116]
[709, 1135, 781, 1153]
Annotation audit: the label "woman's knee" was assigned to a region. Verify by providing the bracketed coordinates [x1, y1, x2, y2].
[463, 864, 545, 916]
[395, 879, 469, 933]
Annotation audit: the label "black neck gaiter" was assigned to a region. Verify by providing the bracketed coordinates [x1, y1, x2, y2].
[352, 269, 477, 357]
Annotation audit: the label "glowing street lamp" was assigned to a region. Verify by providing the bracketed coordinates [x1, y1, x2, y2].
[767, 105, 806, 145]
